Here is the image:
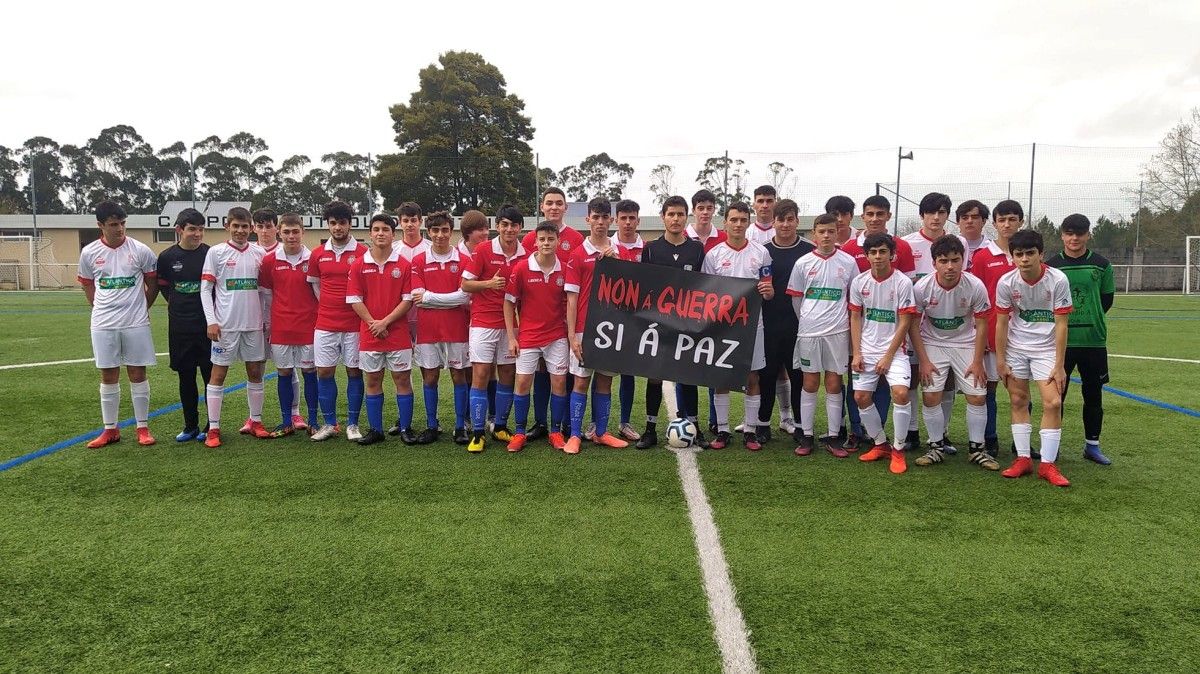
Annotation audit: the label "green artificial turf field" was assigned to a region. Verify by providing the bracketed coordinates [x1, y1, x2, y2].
[2, 291, 1198, 672]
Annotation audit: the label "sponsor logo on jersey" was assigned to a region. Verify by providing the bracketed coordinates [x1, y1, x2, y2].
[805, 287, 843, 301]
[683, 265, 693, 271]
[171, 261, 184, 272]
[928, 297, 940, 307]
[95, 258, 106, 266]
[929, 316, 965, 330]
[226, 278, 258, 290]
[174, 281, 200, 294]
[1019, 308, 1054, 323]
[864, 307, 897, 323]
[97, 276, 136, 290]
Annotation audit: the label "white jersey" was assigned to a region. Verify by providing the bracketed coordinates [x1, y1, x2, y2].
[962, 237, 989, 268]
[748, 222, 774, 245]
[702, 239, 770, 328]
[902, 229, 968, 281]
[786, 248, 858, 337]
[913, 273, 991, 347]
[77, 237, 158, 330]
[994, 265, 1073, 351]
[456, 240, 474, 259]
[201, 240, 265, 331]
[849, 269, 917, 357]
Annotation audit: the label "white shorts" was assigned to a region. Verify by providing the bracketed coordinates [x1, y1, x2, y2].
[1006, 346, 1056, 382]
[852, 354, 912, 392]
[314, 329, 360, 368]
[750, 325, 766, 371]
[211, 329, 265, 366]
[925, 344, 985, 396]
[468, 326, 517, 366]
[984, 351, 999, 382]
[414, 342, 469, 370]
[360, 349, 413, 373]
[569, 350, 616, 379]
[516, 338, 569, 376]
[271, 344, 315, 370]
[795, 333, 849, 374]
[91, 326, 156, 369]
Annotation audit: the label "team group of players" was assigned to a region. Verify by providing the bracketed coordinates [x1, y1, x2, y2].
[78, 184, 1114, 486]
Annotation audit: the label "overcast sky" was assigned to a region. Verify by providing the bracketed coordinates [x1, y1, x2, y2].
[4, 0, 1198, 219]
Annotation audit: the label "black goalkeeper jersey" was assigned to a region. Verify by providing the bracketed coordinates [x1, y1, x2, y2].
[156, 243, 210, 334]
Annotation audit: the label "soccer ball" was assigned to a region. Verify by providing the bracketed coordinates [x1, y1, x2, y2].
[666, 417, 699, 448]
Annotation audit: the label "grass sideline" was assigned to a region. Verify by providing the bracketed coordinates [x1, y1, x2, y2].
[3, 291, 1200, 671]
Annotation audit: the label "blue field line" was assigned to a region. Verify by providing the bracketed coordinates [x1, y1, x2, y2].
[1070, 376, 1200, 419]
[0, 373, 279, 473]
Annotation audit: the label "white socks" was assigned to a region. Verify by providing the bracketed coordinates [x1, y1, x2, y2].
[1040, 428, 1062, 463]
[206, 384, 224, 428]
[825, 394, 843, 437]
[247, 381, 264, 422]
[1012, 422, 1033, 458]
[858, 404, 886, 445]
[130, 380, 150, 428]
[100, 383, 120, 428]
[922, 404, 945, 447]
[799, 390, 817, 435]
[966, 403, 986, 445]
[892, 402, 912, 447]
[778, 379, 792, 420]
[744, 395, 761, 434]
[715, 393, 730, 432]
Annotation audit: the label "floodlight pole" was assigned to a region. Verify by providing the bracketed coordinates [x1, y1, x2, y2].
[535, 152, 541, 204]
[894, 147, 913, 235]
[1028, 142, 1036, 228]
[366, 152, 374, 214]
[1135, 180, 1143, 248]
[29, 163, 38, 238]
[189, 149, 197, 209]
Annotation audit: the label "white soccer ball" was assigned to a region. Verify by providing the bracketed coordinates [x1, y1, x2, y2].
[666, 417, 699, 448]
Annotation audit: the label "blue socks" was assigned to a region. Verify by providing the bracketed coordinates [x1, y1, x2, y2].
[423, 383, 439, 429]
[592, 391, 612, 437]
[550, 393, 567, 431]
[347, 375, 364, 426]
[985, 386, 998, 441]
[453, 382, 468, 430]
[514, 394, 530, 434]
[395, 393, 414, 431]
[533, 371, 550, 425]
[303, 371, 319, 427]
[277, 373, 294, 425]
[318, 376, 337, 426]
[569, 391, 587, 439]
[470, 387, 489, 432]
[487, 379, 497, 418]
[366, 393, 384, 433]
[495, 382, 514, 427]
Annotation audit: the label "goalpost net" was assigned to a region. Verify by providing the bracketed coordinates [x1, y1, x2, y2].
[0, 236, 70, 289]
[1188, 236, 1200, 295]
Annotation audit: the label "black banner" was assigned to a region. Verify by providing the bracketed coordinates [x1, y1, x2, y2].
[582, 257, 761, 389]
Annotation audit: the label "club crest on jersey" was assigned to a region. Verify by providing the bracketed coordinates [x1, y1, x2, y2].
[556, 277, 564, 286]
[561, 242, 570, 251]
[95, 258, 106, 266]
[1012, 291, 1023, 301]
[391, 268, 401, 278]
[450, 263, 458, 273]
[301, 263, 309, 273]
[861, 287, 871, 297]
[928, 297, 940, 307]
[1044, 290, 1052, 300]
[348, 255, 357, 264]
[684, 265, 693, 271]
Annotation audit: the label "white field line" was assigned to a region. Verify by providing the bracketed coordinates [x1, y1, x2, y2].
[1110, 354, 1200, 364]
[0, 352, 169, 370]
[674, 447, 758, 674]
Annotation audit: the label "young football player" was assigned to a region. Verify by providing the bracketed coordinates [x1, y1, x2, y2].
[1047, 214, 1114, 465]
[458, 209, 490, 258]
[757, 199, 815, 438]
[504, 222, 570, 452]
[257, 213, 319, 436]
[902, 192, 967, 452]
[79, 200, 159, 448]
[748, 185, 777, 245]
[347, 213, 415, 446]
[786, 213, 859, 456]
[703, 202, 773, 450]
[563, 198, 631, 453]
[636, 196, 708, 449]
[307, 201, 370, 442]
[244, 207, 299, 432]
[825, 195, 857, 245]
[410, 211, 472, 445]
[462, 205, 527, 452]
[521, 188, 584, 441]
[611, 199, 645, 442]
[200, 206, 269, 447]
[849, 233, 920, 475]
[954, 200, 990, 264]
[154, 207, 211, 442]
[686, 189, 727, 252]
[995, 229, 1073, 486]
[910, 235, 997, 470]
[970, 200, 1023, 457]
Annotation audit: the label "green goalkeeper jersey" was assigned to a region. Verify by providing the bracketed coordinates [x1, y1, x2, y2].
[1046, 250, 1115, 347]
